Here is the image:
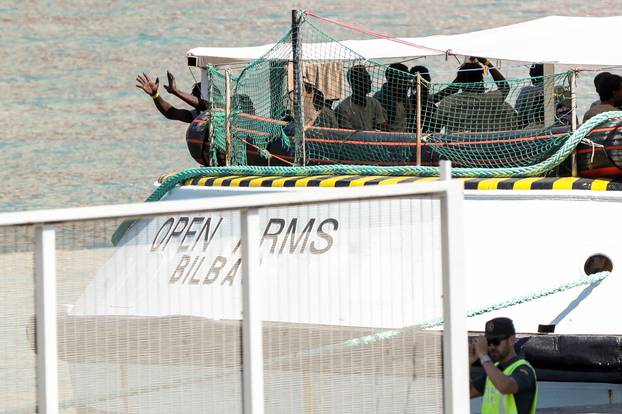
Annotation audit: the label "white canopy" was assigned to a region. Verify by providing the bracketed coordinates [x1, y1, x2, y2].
[187, 15, 622, 67]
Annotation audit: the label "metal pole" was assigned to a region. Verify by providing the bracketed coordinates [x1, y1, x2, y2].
[416, 73, 422, 166]
[570, 70, 578, 177]
[291, 9, 306, 166]
[225, 68, 232, 166]
[439, 161, 469, 413]
[200, 67, 210, 104]
[241, 209, 264, 414]
[543, 64, 556, 127]
[35, 224, 59, 414]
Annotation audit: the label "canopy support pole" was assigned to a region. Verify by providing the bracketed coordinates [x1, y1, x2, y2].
[292, 9, 306, 166]
[543, 64, 556, 128]
[570, 70, 578, 177]
[200, 67, 210, 104]
[416, 73, 422, 166]
[225, 68, 232, 166]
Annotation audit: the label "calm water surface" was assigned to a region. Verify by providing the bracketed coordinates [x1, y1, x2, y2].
[1, 0, 618, 212]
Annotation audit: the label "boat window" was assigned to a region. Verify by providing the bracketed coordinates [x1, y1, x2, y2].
[584, 254, 613, 275]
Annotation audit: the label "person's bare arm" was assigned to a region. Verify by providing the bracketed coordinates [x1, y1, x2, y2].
[163, 71, 206, 110]
[136, 73, 195, 123]
[476, 57, 510, 99]
[473, 337, 519, 395]
[432, 82, 460, 103]
[469, 341, 483, 399]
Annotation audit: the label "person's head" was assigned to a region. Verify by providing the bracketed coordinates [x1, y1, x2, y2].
[529, 64, 544, 86]
[191, 82, 209, 111]
[455, 62, 485, 92]
[312, 88, 326, 111]
[594, 72, 612, 90]
[233, 94, 255, 115]
[597, 73, 622, 106]
[386, 63, 409, 83]
[485, 317, 517, 363]
[410, 65, 432, 83]
[385, 63, 409, 97]
[191, 82, 202, 99]
[347, 65, 372, 96]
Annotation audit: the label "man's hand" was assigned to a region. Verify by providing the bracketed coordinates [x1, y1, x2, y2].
[469, 341, 479, 365]
[474, 336, 489, 358]
[164, 70, 178, 95]
[136, 73, 159, 97]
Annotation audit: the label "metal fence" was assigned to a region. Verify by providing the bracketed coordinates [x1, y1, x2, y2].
[0, 162, 467, 414]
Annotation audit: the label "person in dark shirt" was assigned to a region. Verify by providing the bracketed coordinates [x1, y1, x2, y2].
[470, 317, 537, 414]
[374, 63, 410, 131]
[515, 64, 545, 128]
[408, 65, 439, 133]
[136, 71, 205, 123]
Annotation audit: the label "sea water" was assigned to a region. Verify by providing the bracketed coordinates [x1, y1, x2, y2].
[1, 0, 619, 212]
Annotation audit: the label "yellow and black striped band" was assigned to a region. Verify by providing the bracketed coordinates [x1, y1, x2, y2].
[171, 175, 622, 191]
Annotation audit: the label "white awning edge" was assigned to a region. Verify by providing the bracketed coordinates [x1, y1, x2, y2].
[187, 16, 622, 68]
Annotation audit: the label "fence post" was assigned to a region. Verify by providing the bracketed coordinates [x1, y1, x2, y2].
[200, 67, 211, 104]
[241, 209, 264, 414]
[416, 72, 422, 166]
[291, 9, 306, 166]
[570, 70, 578, 177]
[35, 224, 59, 414]
[439, 161, 468, 413]
[225, 68, 233, 166]
[543, 64, 556, 128]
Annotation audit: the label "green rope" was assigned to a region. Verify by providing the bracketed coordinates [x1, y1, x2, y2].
[297, 271, 610, 357]
[146, 111, 622, 203]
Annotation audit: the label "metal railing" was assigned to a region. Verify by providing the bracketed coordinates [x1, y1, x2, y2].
[0, 161, 467, 414]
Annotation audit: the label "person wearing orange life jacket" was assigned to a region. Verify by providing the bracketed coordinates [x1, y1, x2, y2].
[470, 317, 538, 414]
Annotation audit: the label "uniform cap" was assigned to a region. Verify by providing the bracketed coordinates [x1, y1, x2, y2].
[485, 317, 515, 339]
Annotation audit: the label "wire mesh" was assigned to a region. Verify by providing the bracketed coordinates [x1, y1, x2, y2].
[55, 215, 243, 414]
[202, 14, 576, 170]
[0, 225, 36, 414]
[259, 196, 444, 413]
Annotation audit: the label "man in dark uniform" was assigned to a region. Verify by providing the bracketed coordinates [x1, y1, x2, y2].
[470, 317, 538, 414]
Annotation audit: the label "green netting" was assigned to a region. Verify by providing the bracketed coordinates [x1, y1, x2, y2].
[202, 14, 576, 170]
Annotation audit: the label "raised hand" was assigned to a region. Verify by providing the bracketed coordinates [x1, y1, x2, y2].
[469, 341, 479, 365]
[163, 70, 177, 94]
[474, 336, 489, 357]
[135, 73, 159, 97]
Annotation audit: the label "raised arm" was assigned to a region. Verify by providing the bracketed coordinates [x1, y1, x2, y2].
[469, 342, 483, 398]
[477, 57, 510, 99]
[163, 71, 207, 111]
[473, 336, 518, 395]
[136, 73, 195, 123]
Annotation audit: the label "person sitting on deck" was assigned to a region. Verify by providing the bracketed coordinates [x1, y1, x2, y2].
[233, 94, 256, 115]
[408, 65, 439, 133]
[374, 63, 410, 132]
[335, 65, 387, 131]
[589, 71, 612, 109]
[135, 71, 205, 123]
[435, 57, 516, 132]
[515, 64, 545, 128]
[311, 88, 338, 128]
[583, 73, 622, 122]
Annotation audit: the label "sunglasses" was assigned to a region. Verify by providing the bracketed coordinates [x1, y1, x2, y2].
[487, 337, 507, 347]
